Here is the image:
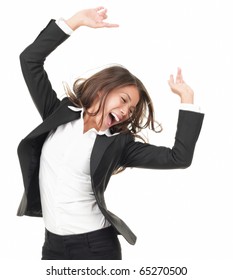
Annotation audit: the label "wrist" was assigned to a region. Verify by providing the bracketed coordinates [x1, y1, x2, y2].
[181, 97, 194, 104]
[56, 18, 73, 35]
[180, 91, 194, 104]
[65, 15, 84, 31]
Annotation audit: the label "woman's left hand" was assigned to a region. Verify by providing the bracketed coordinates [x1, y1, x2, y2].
[168, 68, 194, 104]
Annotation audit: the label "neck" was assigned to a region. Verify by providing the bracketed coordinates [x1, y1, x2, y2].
[83, 112, 101, 133]
[83, 98, 102, 133]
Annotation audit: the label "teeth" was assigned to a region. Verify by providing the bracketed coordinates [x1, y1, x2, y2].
[111, 112, 119, 122]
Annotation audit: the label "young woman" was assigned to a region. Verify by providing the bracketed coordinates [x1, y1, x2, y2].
[17, 7, 204, 260]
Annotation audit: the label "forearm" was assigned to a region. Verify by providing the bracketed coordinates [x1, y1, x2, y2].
[21, 20, 69, 63]
[122, 110, 204, 169]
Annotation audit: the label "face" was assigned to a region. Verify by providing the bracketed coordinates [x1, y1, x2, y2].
[95, 85, 140, 131]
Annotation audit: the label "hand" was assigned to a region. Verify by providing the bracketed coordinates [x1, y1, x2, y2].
[65, 7, 119, 31]
[168, 68, 194, 104]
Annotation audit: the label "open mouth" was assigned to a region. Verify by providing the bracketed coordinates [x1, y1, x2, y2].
[110, 112, 120, 122]
[107, 112, 120, 127]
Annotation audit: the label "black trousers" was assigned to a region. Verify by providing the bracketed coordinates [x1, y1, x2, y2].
[42, 226, 122, 260]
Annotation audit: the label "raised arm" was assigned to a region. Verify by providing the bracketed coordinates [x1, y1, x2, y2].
[122, 69, 204, 170]
[19, 20, 69, 120]
[19, 7, 118, 120]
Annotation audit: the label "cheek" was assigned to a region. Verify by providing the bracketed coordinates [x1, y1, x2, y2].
[134, 94, 140, 107]
[106, 97, 121, 110]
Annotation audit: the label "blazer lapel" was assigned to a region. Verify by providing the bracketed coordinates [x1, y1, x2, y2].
[26, 99, 81, 139]
[90, 134, 117, 176]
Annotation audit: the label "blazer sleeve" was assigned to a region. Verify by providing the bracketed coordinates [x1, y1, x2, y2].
[19, 20, 70, 120]
[121, 110, 204, 169]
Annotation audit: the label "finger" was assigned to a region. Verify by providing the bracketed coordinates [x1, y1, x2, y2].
[169, 74, 174, 84]
[168, 75, 174, 89]
[96, 8, 108, 22]
[177, 67, 182, 75]
[102, 14, 108, 20]
[176, 70, 181, 83]
[97, 7, 107, 18]
[95, 6, 105, 12]
[95, 7, 118, 28]
[97, 14, 108, 22]
[99, 22, 119, 28]
[176, 67, 184, 83]
[94, 20, 118, 28]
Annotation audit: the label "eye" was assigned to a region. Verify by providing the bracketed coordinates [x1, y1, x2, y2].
[121, 97, 126, 103]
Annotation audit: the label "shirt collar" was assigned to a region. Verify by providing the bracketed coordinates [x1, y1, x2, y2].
[68, 106, 119, 137]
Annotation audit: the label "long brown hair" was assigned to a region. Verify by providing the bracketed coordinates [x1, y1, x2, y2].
[65, 65, 162, 138]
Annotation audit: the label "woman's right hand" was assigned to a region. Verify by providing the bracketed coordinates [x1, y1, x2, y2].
[65, 7, 119, 31]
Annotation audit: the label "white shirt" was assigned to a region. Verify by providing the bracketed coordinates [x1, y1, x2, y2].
[39, 107, 113, 235]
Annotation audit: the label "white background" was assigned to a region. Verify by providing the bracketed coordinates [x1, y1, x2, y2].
[1, 0, 233, 278]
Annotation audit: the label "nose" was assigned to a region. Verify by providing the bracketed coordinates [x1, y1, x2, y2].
[121, 106, 131, 118]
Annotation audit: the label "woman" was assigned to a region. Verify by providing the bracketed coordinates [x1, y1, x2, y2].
[17, 7, 204, 260]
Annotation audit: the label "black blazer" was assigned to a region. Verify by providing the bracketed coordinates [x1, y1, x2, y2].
[17, 20, 204, 245]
